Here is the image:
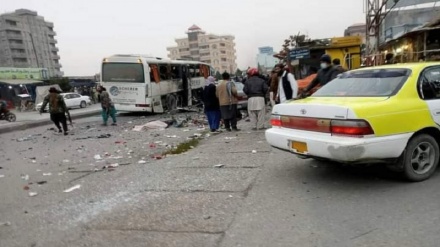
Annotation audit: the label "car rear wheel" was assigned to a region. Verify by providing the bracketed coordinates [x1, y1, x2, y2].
[400, 134, 439, 182]
[80, 101, 87, 108]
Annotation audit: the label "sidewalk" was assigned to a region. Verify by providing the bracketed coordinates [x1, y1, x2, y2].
[0, 104, 101, 134]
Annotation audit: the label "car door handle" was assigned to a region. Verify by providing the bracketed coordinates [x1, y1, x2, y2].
[434, 111, 440, 115]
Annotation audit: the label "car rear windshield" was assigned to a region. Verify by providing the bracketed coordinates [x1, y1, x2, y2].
[313, 68, 411, 97]
[102, 63, 145, 83]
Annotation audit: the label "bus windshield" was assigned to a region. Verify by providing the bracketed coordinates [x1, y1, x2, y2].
[102, 63, 145, 83]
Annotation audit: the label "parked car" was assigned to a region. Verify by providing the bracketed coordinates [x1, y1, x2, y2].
[266, 62, 440, 182]
[36, 93, 91, 112]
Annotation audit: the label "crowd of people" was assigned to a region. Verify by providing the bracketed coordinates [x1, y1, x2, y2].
[202, 54, 345, 132]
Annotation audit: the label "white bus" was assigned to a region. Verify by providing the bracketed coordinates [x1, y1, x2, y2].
[100, 54, 214, 113]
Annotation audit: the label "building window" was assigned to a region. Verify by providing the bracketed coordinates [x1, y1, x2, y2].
[179, 48, 189, 52]
[6, 20, 17, 26]
[221, 58, 227, 62]
[189, 44, 198, 49]
[159, 64, 171, 80]
[199, 45, 209, 49]
[212, 44, 217, 49]
[221, 51, 226, 54]
[190, 50, 199, 55]
[188, 33, 198, 42]
[200, 38, 206, 43]
[220, 43, 226, 47]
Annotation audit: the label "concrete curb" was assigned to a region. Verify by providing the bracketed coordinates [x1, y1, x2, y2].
[0, 110, 100, 135]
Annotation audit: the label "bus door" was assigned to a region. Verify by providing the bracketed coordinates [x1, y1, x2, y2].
[183, 65, 192, 107]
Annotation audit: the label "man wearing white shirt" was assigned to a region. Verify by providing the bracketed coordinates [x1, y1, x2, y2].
[276, 66, 298, 103]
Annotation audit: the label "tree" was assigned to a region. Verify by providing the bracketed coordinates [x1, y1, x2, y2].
[215, 71, 222, 80]
[49, 77, 71, 92]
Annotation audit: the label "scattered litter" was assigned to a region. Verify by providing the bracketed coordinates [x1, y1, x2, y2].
[154, 141, 163, 144]
[252, 150, 257, 154]
[183, 129, 190, 132]
[153, 154, 163, 160]
[115, 141, 127, 144]
[21, 174, 29, 181]
[23, 185, 30, 190]
[36, 181, 47, 185]
[165, 135, 178, 138]
[149, 144, 156, 148]
[138, 160, 147, 164]
[203, 215, 212, 220]
[64, 184, 81, 193]
[43, 173, 52, 176]
[0, 175, 4, 178]
[225, 137, 237, 140]
[28, 192, 38, 197]
[62, 159, 70, 163]
[228, 195, 233, 198]
[194, 133, 202, 137]
[85, 128, 97, 132]
[94, 155, 103, 160]
[97, 134, 111, 138]
[103, 163, 119, 169]
[0, 167, 2, 169]
[109, 156, 123, 160]
[193, 157, 200, 160]
[214, 164, 224, 168]
[0, 221, 11, 226]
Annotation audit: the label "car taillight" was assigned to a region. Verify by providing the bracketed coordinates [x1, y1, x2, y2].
[330, 120, 374, 137]
[270, 115, 281, 127]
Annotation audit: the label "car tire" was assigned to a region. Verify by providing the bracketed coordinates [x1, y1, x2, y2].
[400, 134, 439, 182]
[80, 101, 87, 108]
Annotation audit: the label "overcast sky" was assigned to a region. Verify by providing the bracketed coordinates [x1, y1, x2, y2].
[2, 0, 365, 76]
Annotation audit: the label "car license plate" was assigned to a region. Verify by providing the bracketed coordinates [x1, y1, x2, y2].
[291, 141, 308, 154]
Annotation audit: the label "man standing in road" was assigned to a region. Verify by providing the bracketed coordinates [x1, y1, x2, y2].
[243, 68, 269, 130]
[97, 86, 117, 126]
[276, 65, 298, 104]
[216, 72, 240, 132]
[302, 54, 341, 96]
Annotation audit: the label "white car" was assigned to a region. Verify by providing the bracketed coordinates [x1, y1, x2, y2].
[36, 93, 91, 112]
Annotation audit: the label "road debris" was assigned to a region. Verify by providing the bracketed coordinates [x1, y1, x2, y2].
[28, 192, 38, 197]
[43, 173, 52, 176]
[138, 160, 147, 164]
[21, 174, 29, 181]
[214, 164, 225, 168]
[0, 221, 11, 226]
[64, 184, 81, 193]
[36, 181, 47, 185]
[0, 175, 4, 178]
[252, 150, 257, 154]
[94, 155, 103, 160]
[23, 185, 30, 190]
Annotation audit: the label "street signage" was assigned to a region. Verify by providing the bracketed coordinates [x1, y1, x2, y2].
[289, 48, 310, 60]
[0, 67, 48, 80]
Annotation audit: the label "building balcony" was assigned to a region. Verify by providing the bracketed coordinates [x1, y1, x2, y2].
[180, 51, 190, 57]
[51, 47, 59, 52]
[48, 31, 57, 36]
[9, 43, 25, 49]
[6, 33, 23, 40]
[49, 39, 58, 44]
[11, 53, 28, 58]
[0, 26, 21, 32]
[12, 62, 29, 68]
[54, 63, 62, 68]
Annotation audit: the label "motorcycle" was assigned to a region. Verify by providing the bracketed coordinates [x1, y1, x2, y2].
[0, 110, 16, 122]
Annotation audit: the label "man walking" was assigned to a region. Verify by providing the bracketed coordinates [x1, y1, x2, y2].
[302, 54, 341, 96]
[244, 68, 268, 130]
[97, 86, 117, 126]
[216, 72, 240, 132]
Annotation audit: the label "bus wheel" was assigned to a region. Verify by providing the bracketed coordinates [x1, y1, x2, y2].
[166, 94, 177, 111]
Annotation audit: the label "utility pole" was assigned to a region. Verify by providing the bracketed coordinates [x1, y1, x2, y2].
[365, 0, 399, 65]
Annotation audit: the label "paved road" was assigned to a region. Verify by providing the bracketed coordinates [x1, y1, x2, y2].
[0, 112, 439, 247]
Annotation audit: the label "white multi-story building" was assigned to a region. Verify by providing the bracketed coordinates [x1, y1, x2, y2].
[0, 9, 63, 78]
[167, 25, 237, 74]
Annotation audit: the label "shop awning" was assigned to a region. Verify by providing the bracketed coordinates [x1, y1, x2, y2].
[0, 79, 43, 85]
